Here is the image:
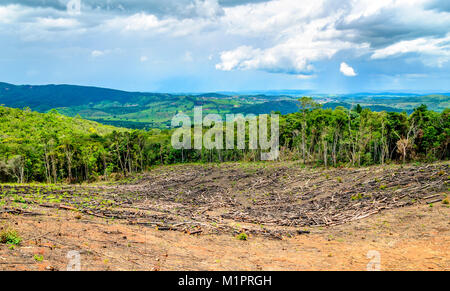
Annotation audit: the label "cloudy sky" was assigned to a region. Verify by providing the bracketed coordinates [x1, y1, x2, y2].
[1, 0, 449, 93]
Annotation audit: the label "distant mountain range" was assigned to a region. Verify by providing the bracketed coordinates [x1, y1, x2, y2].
[1, 82, 448, 129]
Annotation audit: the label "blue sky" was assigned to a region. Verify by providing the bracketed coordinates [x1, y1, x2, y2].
[0, 0, 449, 93]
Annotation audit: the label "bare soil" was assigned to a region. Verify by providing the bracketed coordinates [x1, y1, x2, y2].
[0, 162, 449, 271]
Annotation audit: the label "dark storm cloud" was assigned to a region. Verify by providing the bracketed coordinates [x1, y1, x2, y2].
[335, 5, 450, 49]
[218, 0, 270, 6]
[425, 0, 450, 12]
[2, 0, 271, 17]
[2, 0, 66, 10]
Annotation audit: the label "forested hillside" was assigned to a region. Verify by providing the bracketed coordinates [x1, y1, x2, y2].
[0, 82, 292, 129]
[0, 82, 174, 111]
[279, 100, 449, 167]
[0, 101, 448, 183]
[1, 82, 448, 129]
[0, 106, 133, 183]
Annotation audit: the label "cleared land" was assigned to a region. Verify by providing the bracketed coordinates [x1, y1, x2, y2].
[0, 162, 449, 270]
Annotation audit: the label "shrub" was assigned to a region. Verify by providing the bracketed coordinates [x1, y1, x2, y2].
[0, 228, 22, 246]
[236, 232, 248, 241]
[34, 255, 44, 262]
[351, 193, 364, 201]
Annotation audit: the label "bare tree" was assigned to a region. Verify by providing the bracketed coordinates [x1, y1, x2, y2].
[8, 155, 25, 183]
[396, 119, 418, 163]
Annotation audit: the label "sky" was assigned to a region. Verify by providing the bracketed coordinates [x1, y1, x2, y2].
[0, 0, 449, 93]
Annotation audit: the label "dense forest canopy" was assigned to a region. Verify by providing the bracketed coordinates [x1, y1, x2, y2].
[0, 102, 448, 183]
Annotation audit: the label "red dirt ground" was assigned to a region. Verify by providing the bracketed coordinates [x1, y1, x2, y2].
[1, 162, 448, 271]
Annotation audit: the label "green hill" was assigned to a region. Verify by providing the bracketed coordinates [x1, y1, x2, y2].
[0, 82, 295, 129]
[0, 104, 448, 184]
[0, 106, 122, 142]
[0, 82, 175, 111]
[1, 82, 448, 129]
[0, 106, 129, 182]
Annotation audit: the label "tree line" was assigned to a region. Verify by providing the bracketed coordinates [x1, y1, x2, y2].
[0, 101, 448, 183]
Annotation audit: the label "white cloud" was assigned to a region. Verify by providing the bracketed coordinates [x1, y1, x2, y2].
[340, 62, 357, 77]
[0, 4, 88, 41]
[0, 5, 24, 24]
[140, 56, 149, 62]
[104, 12, 212, 37]
[216, 21, 368, 75]
[123, 14, 166, 31]
[91, 50, 106, 57]
[36, 17, 80, 29]
[216, 46, 257, 71]
[2, 0, 450, 80]
[216, 1, 352, 75]
[215, 0, 450, 75]
[91, 48, 123, 58]
[296, 74, 316, 80]
[90, 48, 123, 59]
[221, 0, 329, 37]
[192, 0, 223, 18]
[371, 34, 450, 66]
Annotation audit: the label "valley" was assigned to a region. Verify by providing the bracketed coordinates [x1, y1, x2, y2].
[2, 0, 450, 275]
[1, 82, 448, 129]
[0, 84, 449, 271]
